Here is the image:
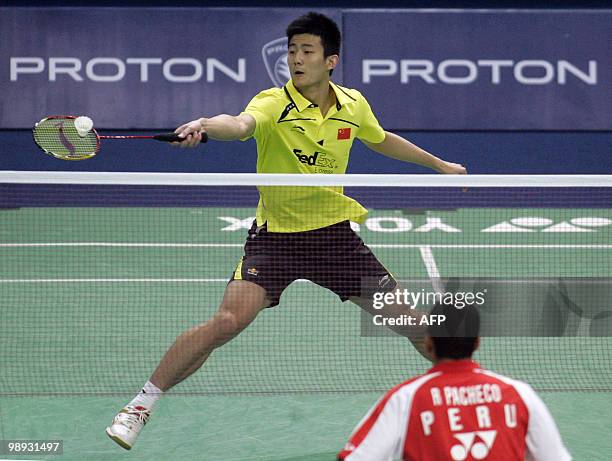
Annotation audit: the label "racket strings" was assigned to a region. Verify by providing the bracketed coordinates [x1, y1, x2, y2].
[33, 118, 98, 160]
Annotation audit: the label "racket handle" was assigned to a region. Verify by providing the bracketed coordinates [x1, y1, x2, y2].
[153, 132, 209, 143]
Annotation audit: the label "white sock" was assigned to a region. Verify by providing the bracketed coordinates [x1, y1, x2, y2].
[128, 381, 164, 410]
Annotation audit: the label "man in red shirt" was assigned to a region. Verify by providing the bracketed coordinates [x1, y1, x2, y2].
[338, 303, 571, 461]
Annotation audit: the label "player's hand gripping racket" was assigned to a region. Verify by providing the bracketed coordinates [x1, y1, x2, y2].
[33, 115, 208, 160]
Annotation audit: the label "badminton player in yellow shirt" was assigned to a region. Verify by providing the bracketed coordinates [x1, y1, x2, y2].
[106, 11, 466, 450]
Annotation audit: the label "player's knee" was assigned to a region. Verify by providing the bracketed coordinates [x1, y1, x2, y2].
[213, 310, 240, 337]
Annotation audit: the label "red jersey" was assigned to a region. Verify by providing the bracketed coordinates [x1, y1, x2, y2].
[339, 360, 571, 461]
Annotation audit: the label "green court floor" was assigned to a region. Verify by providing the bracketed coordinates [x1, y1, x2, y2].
[0, 393, 610, 460]
[1, 206, 611, 459]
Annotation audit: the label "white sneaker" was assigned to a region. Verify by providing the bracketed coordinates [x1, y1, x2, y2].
[105, 405, 151, 450]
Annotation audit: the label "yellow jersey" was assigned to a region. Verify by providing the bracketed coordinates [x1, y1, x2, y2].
[241, 79, 385, 232]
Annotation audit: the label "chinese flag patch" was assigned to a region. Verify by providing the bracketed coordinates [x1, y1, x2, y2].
[337, 128, 351, 140]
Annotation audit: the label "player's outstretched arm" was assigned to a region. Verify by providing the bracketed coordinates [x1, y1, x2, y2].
[173, 114, 256, 147]
[364, 131, 467, 175]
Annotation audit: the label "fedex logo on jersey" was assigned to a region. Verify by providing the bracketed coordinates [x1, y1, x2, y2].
[292, 149, 337, 170]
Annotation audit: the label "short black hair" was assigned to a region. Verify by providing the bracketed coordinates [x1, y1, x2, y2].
[286, 12, 341, 58]
[427, 303, 481, 360]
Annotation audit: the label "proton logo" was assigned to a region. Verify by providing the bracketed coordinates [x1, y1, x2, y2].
[262, 37, 290, 87]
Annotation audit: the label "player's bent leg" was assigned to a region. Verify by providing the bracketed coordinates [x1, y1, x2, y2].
[150, 279, 269, 390]
[350, 285, 432, 362]
[170, 280, 271, 385]
[106, 280, 269, 450]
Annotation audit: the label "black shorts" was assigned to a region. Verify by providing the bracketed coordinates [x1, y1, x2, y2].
[230, 220, 397, 307]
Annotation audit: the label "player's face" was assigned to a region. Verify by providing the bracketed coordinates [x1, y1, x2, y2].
[288, 34, 337, 89]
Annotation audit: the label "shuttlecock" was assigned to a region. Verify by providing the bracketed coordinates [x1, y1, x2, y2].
[74, 116, 93, 137]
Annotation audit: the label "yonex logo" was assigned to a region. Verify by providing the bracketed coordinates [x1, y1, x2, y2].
[218, 215, 612, 234]
[482, 217, 612, 233]
[262, 37, 290, 87]
[450, 430, 497, 460]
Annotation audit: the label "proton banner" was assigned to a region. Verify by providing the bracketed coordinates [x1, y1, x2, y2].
[1, 7, 341, 129]
[343, 10, 612, 130]
[1, 8, 611, 130]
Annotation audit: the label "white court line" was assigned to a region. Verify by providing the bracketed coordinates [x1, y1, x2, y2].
[374, 244, 612, 249]
[418, 246, 440, 279]
[2, 243, 610, 285]
[0, 242, 242, 248]
[0, 278, 228, 283]
[1, 243, 612, 249]
[0, 278, 318, 284]
[1, 278, 610, 284]
[418, 246, 445, 293]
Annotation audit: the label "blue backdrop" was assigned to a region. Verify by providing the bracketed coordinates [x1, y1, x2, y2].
[2, 8, 611, 130]
[2, 130, 610, 174]
[1, 7, 611, 173]
[343, 10, 611, 130]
